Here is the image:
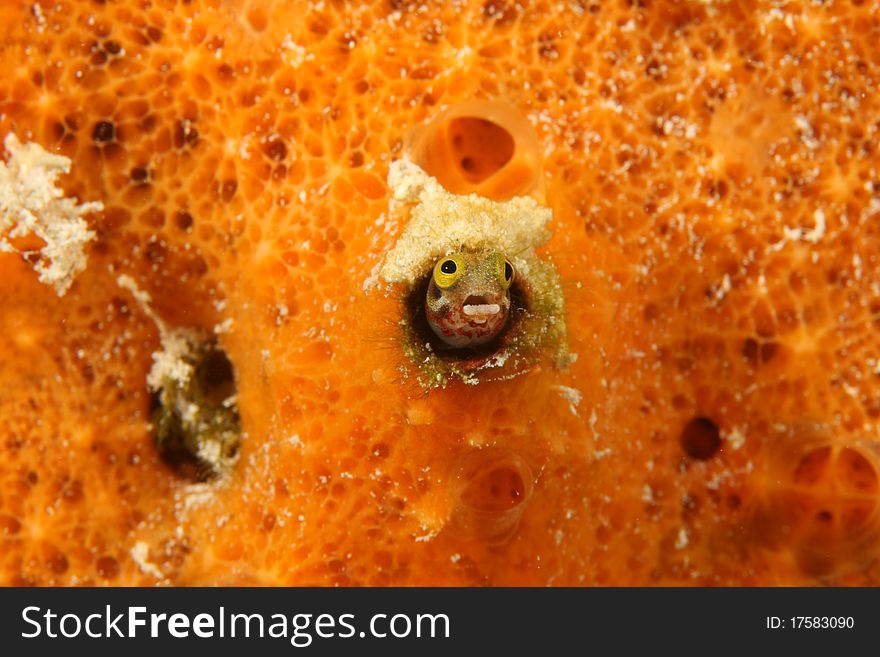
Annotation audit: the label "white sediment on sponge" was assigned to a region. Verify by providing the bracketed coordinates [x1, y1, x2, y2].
[377, 158, 568, 388]
[116, 274, 199, 393]
[0, 133, 101, 295]
[130, 541, 163, 579]
[380, 159, 552, 284]
[146, 328, 200, 392]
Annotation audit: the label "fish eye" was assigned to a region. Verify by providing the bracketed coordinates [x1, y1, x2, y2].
[433, 255, 465, 289]
[498, 257, 514, 288]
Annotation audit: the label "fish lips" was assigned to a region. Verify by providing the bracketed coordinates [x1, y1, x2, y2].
[461, 294, 506, 324]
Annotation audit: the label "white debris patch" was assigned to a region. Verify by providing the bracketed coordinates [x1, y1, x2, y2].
[281, 35, 312, 68]
[723, 426, 746, 450]
[147, 328, 200, 391]
[380, 159, 552, 284]
[801, 208, 826, 243]
[0, 133, 101, 295]
[674, 527, 689, 550]
[769, 208, 827, 252]
[182, 482, 221, 513]
[130, 541, 163, 579]
[117, 274, 202, 393]
[794, 115, 819, 150]
[593, 447, 612, 461]
[117, 274, 159, 323]
[555, 384, 583, 417]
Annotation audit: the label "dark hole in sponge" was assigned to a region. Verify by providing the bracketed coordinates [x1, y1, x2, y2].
[404, 269, 527, 362]
[151, 342, 239, 482]
[793, 446, 832, 485]
[92, 120, 115, 143]
[815, 510, 833, 523]
[196, 348, 236, 405]
[680, 417, 721, 460]
[837, 447, 879, 493]
[149, 396, 206, 482]
[460, 465, 527, 513]
[447, 116, 515, 184]
[451, 447, 534, 544]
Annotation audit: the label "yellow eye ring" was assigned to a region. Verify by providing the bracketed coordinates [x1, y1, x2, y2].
[498, 257, 515, 289]
[433, 255, 465, 289]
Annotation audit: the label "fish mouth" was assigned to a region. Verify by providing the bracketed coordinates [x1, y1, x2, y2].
[462, 295, 502, 323]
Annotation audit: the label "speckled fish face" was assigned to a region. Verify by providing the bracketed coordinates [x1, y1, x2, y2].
[425, 249, 515, 348]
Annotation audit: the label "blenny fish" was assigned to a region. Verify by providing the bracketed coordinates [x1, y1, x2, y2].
[425, 249, 514, 348]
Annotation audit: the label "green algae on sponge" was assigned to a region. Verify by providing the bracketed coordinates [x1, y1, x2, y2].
[377, 159, 569, 389]
[117, 275, 240, 480]
[149, 329, 240, 481]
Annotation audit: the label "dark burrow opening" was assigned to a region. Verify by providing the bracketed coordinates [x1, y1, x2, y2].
[150, 341, 240, 482]
[446, 116, 515, 184]
[450, 447, 534, 544]
[404, 270, 530, 364]
[680, 416, 721, 460]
